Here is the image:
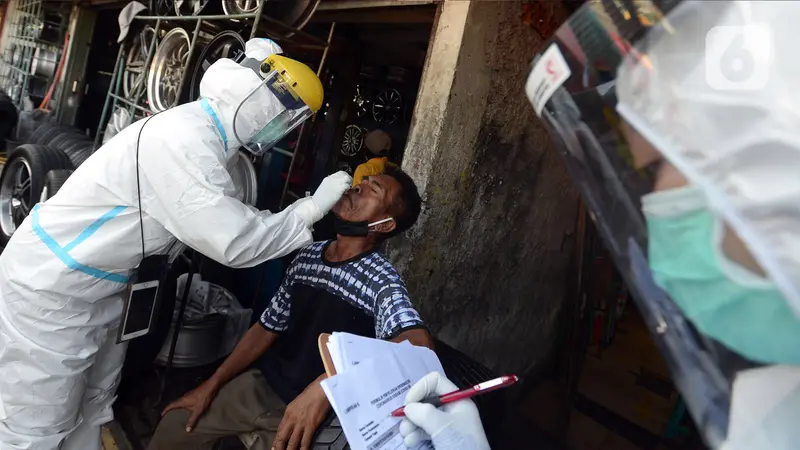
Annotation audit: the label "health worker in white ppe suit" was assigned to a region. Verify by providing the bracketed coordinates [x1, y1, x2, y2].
[0, 38, 352, 450]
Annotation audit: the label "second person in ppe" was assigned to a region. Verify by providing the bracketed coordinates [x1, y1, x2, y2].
[526, 0, 800, 448]
[0, 38, 350, 450]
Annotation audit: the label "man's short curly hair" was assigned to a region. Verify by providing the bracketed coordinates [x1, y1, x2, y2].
[383, 165, 422, 238]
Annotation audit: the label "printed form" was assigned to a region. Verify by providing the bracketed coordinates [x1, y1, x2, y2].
[321, 344, 444, 450]
[326, 332, 412, 371]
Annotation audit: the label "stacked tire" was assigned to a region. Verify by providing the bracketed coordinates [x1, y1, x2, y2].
[27, 122, 93, 167]
[0, 120, 92, 245]
[0, 144, 74, 245]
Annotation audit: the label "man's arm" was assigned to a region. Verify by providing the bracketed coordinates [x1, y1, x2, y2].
[209, 324, 278, 388]
[390, 327, 434, 350]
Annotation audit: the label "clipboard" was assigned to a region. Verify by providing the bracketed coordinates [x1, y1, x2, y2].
[318, 333, 337, 377]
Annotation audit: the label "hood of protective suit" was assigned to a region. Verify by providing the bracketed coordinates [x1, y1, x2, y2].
[199, 38, 284, 153]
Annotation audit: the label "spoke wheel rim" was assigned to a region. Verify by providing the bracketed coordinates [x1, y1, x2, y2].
[147, 28, 191, 113]
[341, 125, 364, 156]
[372, 89, 402, 124]
[0, 157, 33, 237]
[124, 27, 156, 99]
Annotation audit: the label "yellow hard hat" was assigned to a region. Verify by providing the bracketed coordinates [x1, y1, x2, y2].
[260, 54, 324, 112]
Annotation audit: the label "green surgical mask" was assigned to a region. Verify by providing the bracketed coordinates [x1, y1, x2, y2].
[643, 185, 800, 365]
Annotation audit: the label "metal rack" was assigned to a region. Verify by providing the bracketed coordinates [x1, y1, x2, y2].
[0, 0, 69, 109]
[94, 2, 335, 210]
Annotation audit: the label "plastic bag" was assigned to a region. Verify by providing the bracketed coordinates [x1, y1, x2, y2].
[102, 108, 132, 144]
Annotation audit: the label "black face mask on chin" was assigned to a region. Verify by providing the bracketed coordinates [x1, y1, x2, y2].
[333, 215, 394, 237]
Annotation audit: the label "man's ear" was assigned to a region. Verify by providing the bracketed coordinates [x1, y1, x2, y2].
[373, 217, 396, 234]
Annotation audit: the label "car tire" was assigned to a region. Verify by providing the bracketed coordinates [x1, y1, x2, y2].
[49, 131, 86, 149]
[0, 145, 74, 245]
[56, 136, 93, 167]
[312, 414, 349, 450]
[40, 169, 74, 203]
[28, 123, 69, 145]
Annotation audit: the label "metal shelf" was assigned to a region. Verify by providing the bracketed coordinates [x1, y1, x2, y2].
[0, 0, 69, 109]
[0, 60, 50, 81]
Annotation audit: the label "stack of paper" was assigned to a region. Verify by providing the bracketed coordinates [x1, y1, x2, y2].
[326, 331, 413, 373]
[321, 332, 443, 450]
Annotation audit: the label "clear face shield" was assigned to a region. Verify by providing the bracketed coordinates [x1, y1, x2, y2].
[232, 57, 316, 156]
[528, 1, 800, 447]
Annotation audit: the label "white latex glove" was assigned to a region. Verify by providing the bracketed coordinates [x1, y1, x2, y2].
[288, 171, 352, 227]
[312, 171, 352, 215]
[400, 372, 490, 450]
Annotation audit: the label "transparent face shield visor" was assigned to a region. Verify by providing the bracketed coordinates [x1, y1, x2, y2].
[232, 66, 314, 156]
[523, 1, 786, 447]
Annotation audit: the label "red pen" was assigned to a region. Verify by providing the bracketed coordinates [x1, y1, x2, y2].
[390, 374, 519, 417]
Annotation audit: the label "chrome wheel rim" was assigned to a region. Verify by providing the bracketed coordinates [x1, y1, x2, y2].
[147, 28, 190, 113]
[222, 0, 261, 15]
[124, 27, 155, 99]
[341, 125, 364, 156]
[0, 157, 33, 237]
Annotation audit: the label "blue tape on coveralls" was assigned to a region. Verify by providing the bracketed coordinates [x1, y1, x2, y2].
[63, 205, 128, 252]
[32, 204, 130, 284]
[200, 98, 228, 153]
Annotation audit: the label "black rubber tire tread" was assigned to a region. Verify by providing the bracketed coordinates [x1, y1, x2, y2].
[0, 145, 74, 245]
[42, 169, 73, 201]
[29, 124, 92, 167]
[13, 109, 49, 142]
[49, 131, 89, 150]
[62, 142, 92, 167]
[313, 413, 350, 450]
[55, 135, 91, 151]
[28, 123, 73, 145]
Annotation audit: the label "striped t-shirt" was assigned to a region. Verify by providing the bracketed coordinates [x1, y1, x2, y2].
[259, 240, 424, 339]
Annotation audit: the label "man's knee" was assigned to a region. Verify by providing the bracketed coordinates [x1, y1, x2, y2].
[148, 409, 192, 449]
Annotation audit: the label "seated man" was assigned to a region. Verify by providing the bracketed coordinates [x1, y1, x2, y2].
[149, 165, 430, 450]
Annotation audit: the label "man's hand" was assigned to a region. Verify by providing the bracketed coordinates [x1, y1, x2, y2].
[273, 375, 331, 450]
[161, 379, 220, 433]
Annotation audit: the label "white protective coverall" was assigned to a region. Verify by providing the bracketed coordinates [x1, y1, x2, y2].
[0, 39, 339, 449]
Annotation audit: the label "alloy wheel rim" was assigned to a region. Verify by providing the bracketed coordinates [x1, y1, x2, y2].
[147, 28, 191, 113]
[124, 27, 156, 99]
[0, 157, 33, 237]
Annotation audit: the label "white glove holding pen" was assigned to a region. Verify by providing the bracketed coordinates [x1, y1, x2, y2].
[400, 372, 490, 450]
[290, 171, 352, 227]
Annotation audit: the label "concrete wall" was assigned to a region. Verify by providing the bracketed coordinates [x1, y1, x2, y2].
[390, 0, 579, 375]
